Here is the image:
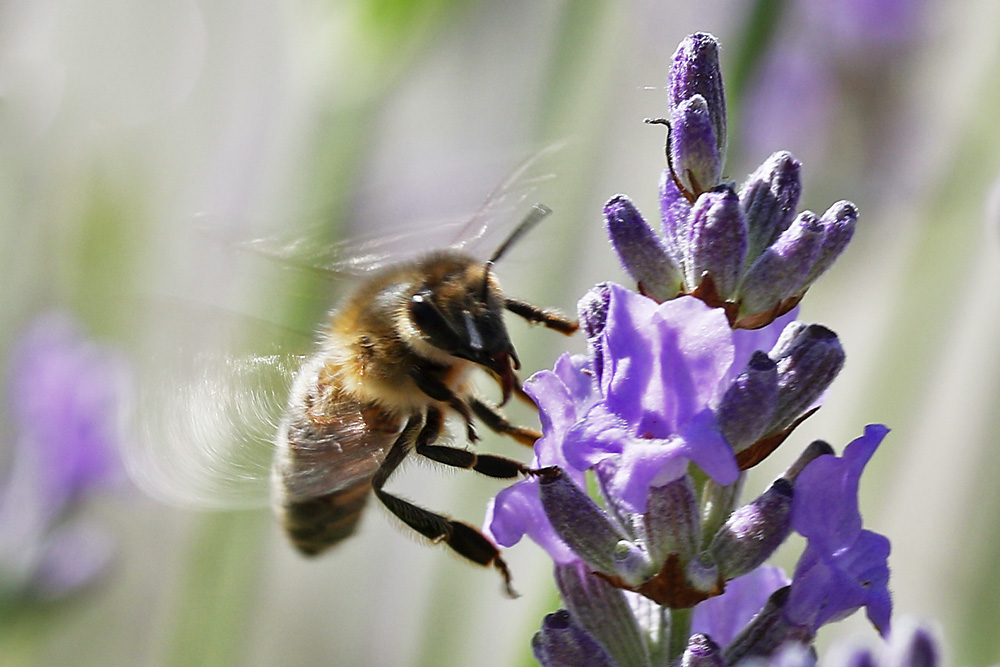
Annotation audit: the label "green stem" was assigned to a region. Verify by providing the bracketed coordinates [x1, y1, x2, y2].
[668, 606, 693, 662]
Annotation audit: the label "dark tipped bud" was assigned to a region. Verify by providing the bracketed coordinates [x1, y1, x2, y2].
[782, 440, 835, 483]
[717, 351, 778, 453]
[555, 562, 651, 667]
[532, 610, 617, 667]
[724, 586, 813, 665]
[643, 475, 701, 565]
[709, 479, 793, 580]
[669, 33, 727, 160]
[686, 186, 748, 300]
[605, 195, 684, 302]
[681, 634, 726, 667]
[671, 95, 723, 197]
[739, 151, 803, 262]
[802, 200, 858, 287]
[768, 324, 846, 433]
[738, 211, 824, 316]
[539, 468, 634, 578]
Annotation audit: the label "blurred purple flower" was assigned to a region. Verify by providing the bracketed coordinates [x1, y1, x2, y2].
[0, 312, 128, 601]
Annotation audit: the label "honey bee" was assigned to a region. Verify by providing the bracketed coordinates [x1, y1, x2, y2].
[270, 204, 576, 596]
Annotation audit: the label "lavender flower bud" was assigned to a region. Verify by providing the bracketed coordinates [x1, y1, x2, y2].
[532, 609, 617, 667]
[681, 634, 726, 667]
[669, 32, 727, 160]
[555, 562, 651, 667]
[686, 552, 721, 595]
[738, 212, 823, 317]
[739, 151, 803, 262]
[605, 195, 684, 302]
[724, 586, 812, 665]
[685, 186, 748, 300]
[781, 440, 835, 484]
[709, 479, 793, 580]
[671, 95, 723, 197]
[660, 169, 693, 257]
[768, 325, 845, 433]
[539, 468, 629, 576]
[614, 540, 655, 586]
[802, 201, 859, 287]
[717, 351, 778, 453]
[643, 475, 701, 566]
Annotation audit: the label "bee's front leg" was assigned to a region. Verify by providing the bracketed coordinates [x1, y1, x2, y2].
[409, 367, 478, 442]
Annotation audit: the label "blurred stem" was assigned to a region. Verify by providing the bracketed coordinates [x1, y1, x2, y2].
[164, 511, 267, 667]
[724, 0, 788, 160]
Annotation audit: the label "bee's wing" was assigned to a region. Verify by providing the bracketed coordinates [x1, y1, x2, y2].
[200, 142, 571, 279]
[124, 346, 303, 511]
[448, 141, 568, 256]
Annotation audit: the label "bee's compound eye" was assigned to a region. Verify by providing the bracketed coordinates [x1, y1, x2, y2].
[409, 291, 459, 347]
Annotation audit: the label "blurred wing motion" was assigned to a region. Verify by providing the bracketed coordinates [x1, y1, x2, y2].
[125, 337, 304, 510]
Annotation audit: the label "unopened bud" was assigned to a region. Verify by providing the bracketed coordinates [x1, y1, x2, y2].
[686, 185, 748, 300]
[768, 324, 845, 433]
[681, 634, 726, 667]
[739, 151, 802, 262]
[717, 351, 778, 453]
[671, 95, 723, 198]
[605, 195, 684, 303]
[539, 468, 628, 576]
[738, 211, 823, 317]
[710, 479, 793, 580]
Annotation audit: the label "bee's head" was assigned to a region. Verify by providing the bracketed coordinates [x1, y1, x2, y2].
[407, 254, 519, 403]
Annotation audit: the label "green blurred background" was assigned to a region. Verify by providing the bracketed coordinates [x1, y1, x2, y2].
[2, 0, 1000, 664]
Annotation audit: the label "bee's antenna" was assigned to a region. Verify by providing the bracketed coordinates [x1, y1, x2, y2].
[482, 204, 552, 299]
[488, 203, 552, 266]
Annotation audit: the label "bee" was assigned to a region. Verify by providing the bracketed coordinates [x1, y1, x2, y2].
[270, 204, 576, 596]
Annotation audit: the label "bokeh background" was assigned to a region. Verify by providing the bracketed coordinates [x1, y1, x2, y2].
[3, 0, 999, 664]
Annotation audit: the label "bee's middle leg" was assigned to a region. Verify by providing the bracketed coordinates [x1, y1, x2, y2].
[372, 410, 517, 596]
[415, 407, 530, 479]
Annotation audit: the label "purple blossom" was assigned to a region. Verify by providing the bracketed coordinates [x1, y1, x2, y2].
[786, 425, 893, 635]
[692, 565, 790, 648]
[0, 312, 127, 601]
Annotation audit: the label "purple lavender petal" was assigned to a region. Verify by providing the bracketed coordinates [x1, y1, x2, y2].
[792, 425, 889, 551]
[692, 564, 790, 647]
[485, 480, 578, 564]
[786, 531, 892, 635]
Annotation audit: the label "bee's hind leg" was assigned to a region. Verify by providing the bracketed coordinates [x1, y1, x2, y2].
[372, 409, 518, 597]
